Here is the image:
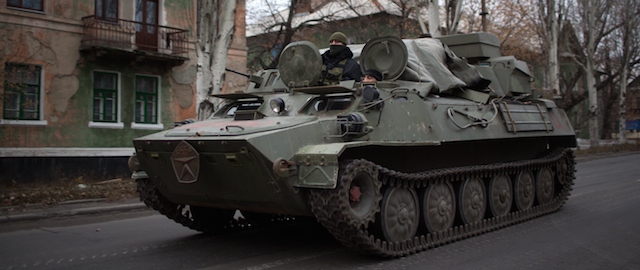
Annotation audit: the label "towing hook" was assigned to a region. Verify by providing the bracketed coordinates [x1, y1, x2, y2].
[273, 158, 297, 178]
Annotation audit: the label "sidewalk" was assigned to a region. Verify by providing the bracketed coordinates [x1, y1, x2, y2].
[0, 198, 146, 224]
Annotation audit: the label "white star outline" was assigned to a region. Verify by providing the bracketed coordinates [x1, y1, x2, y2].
[171, 141, 199, 183]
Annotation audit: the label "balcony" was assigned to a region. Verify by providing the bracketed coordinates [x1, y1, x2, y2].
[80, 16, 189, 65]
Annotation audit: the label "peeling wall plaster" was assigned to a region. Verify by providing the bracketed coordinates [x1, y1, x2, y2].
[25, 32, 57, 64]
[170, 79, 194, 109]
[1, 0, 243, 149]
[50, 33, 81, 75]
[171, 65, 196, 85]
[50, 75, 80, 114]
[2, 29, 17, 57]
[170, 61, 197, 109]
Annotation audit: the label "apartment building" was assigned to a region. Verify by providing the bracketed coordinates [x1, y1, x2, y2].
[0, 0, 247, 183]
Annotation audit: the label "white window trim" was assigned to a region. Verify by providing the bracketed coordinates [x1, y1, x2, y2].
[0, 119, 48, 126]
[1, 63, 46, 125]
[89, 121, 125, 129]
[132, 74, 162, 129]
[131, 122, 164, 130]
[89, 70, 123, 129]
[0, 147, 135, 157]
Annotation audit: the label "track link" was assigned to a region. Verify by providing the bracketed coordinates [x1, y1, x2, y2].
[309, 149, 576, 257]
[136, 178, 241, 233]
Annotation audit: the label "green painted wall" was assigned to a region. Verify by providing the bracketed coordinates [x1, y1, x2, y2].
[1, 0, 250, 149]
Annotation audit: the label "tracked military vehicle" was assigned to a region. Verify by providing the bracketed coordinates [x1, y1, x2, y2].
[129, 33, 576, 257]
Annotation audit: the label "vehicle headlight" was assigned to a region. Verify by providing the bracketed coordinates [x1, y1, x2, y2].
[270, 98, 285, 114]
[128, 154, 141, 172]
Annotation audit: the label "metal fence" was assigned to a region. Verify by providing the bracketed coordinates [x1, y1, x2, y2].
[81, 16, 189, 57]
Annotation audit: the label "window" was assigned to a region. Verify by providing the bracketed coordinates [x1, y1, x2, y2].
[92, 72, 118, 122]
[224, 102, 262, 117]
[7, 0, 43, 11]
[95, 0, 118, 21]
[135, 75, 158, 124]
[311, 96, 354, 112]
[3, 63, 41, 120]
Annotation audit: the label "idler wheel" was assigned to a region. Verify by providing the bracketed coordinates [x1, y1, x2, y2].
[379, 187, 420, 243]
[421, 182, 456, 233]
[536, 167, 555, 204]
[514, 170, 535, 210]
[459, 178, 486, 224]
[488, 174, 513, 217]
[343, 160, 383, 227]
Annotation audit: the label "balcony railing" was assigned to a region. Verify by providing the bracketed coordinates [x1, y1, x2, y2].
[81, 16, 189, 59]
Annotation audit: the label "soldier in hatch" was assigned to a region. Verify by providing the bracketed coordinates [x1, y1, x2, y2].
[362, 69, 382, 84]
[361, 69, 384, 109]
[319, 31, 363, 85]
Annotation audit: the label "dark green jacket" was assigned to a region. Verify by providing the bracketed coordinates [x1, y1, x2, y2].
[320, 47, 362, 85]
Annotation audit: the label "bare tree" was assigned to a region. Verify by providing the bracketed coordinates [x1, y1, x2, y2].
[247, 0, 341, 71]
[427, 0, 441, 36]
[572, 0, 614, 146]
[411, 0, 429, 35]
[247, 0, 425, 71]
[196, 0, 237, 120]
[536, 0, 569, 97]
[613, 0, 640, 141]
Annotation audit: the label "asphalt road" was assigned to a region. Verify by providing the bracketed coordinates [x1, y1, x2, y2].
[1, 153, 639, 270]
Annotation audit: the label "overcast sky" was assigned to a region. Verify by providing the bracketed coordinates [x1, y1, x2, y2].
[245, 0, 289, 24]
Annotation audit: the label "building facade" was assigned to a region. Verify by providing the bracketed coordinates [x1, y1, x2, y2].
[246, 0, 422, 72]
[0, 0, 247, 183]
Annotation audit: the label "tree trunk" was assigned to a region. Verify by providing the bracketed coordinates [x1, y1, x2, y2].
[413, 0, 428, 35]
[585, 0, 599, 147]
[547, 0, 560, 97]
[446, 0, 463, 35]
[618, 61, 628, 141]
[428, 0, 440, 37]
[196, 0, 236, 121]
[586, 54, 599, 146]
[537, 0, 561, 98]
[196, 0, 215, 120]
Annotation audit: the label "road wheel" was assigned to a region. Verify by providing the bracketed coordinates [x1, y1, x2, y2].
[459, 178, 486, 224]
[421, 181, 456, 233]
[379, 187, 420, 242]
[514, 170, 535, 210]
[488, 174, 512, 217]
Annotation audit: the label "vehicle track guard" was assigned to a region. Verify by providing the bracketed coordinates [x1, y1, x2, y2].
[292, 141, 442, 189]
[293, 143, 346, 189]
[131, 170, 149, 179]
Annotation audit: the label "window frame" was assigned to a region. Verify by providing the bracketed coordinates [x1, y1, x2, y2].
[88, 70, 123, 129]
[131, 74, 163, 130]
[1, 63, 47, 126]
[7, 0, 44, 12]
[94, 0, 119, 22]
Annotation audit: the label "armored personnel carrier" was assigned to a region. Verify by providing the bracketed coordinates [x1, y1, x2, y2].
[129, 33, 576, 257]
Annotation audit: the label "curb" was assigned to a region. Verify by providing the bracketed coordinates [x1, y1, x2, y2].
[0, 202, 146, 224]
[574, 151, 639, 162]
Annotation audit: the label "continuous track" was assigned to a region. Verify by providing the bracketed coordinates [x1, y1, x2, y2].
[136, 149, 575, 257]
[136, 178, 241, 233]
[308, 149, 576, 257]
